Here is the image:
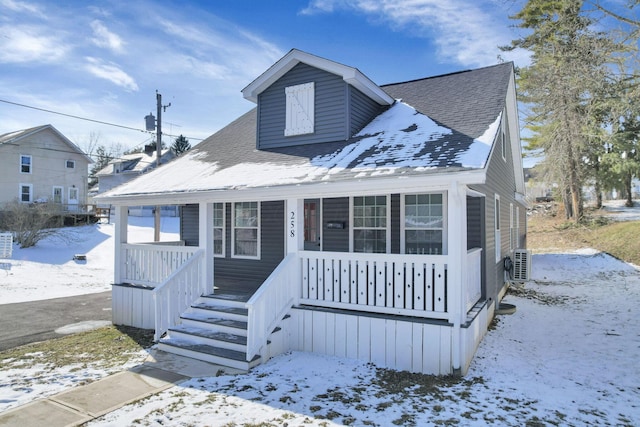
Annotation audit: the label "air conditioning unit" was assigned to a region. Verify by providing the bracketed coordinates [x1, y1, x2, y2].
[512, 249, 532, 282]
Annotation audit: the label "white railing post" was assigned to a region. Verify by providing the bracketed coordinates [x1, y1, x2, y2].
[245, 253, 299, 361]
[199, 202, 214, 294]
[114, 205, 128, 284]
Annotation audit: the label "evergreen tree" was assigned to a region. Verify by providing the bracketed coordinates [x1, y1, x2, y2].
[88, 145, 116, 187]
[172, 134, 191, 156]
[504, 0, 628, 221]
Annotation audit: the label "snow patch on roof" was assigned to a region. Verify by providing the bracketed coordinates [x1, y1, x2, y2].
[99, 102, 486, 198]
[456, 112, 502, 168]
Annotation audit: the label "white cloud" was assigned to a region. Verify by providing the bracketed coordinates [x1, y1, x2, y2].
[0, 0, 46, 18]
[84, 57, 138, 91]
[0, 25, 68, 63]
[301, 0, 520, 68]
[90, 20, 124, 53]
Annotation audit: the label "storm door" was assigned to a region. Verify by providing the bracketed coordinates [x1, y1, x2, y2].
[304, 199, 321, 251]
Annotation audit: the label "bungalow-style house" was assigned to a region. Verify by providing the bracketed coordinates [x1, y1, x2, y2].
[0, 125, 92, 209]
[97, 49, 527, 375]
[95, 146, 177, 216]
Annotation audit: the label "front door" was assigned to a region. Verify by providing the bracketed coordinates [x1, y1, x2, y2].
[68, 187, 79, 211]
[304, 199, 321, 251]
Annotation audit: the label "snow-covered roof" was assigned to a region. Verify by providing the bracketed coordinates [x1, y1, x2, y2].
[98, 61, 515, 203]
[96, 149, 173, 176]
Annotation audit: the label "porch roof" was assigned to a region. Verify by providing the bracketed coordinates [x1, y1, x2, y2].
[96, 62, 512, 204]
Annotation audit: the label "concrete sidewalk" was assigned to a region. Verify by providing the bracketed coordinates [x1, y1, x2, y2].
[0, 350, 243, 427]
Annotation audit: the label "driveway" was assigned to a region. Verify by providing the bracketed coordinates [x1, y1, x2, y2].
[0, 291, 112, 351]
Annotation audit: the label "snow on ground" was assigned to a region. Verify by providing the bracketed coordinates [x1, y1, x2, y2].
[0, 216, 179, 304]
[1, 210, 640, 425]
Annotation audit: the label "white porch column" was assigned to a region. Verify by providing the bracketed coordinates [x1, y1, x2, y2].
[447, 181, 468, 374]
[114, 205, 128, 284]
[199, 202, 214, 293]
[286, 198, 304, 254]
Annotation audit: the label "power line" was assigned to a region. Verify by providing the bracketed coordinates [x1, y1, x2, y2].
[0, 98, 204, 141]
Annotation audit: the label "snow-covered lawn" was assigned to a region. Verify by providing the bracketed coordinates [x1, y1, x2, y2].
[1, 214, 639, 425]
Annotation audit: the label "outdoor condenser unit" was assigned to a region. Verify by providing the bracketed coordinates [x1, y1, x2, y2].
[512, 249, 532, 282]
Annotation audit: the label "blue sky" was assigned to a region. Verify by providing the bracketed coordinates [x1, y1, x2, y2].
[0, 0, 574, 156]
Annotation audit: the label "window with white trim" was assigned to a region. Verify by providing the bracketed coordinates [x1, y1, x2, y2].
[233, 202, 259, 258]
[20, 155, 32, 174]
[213, 202, 225, 257]
[495, 195, 501, 262]
[284, 82, 315, 136]
[403, 193, 444, 255]
[66, 160, 75, 169]
[353, 195, 388, 253]
[20, 184, 32, 203]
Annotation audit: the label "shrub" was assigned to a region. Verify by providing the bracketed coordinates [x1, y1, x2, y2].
[0, 200, 62, 248]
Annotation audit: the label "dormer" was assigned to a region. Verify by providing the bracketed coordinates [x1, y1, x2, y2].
[242, 49, 394, 149]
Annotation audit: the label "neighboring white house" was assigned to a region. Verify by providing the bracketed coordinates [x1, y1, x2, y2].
[97, 49, 527, 376]
[95, 146, 176, 216]
[0, 125, 92, 209]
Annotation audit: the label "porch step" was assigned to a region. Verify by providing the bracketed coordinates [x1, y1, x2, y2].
[180, 312, 248, 335]
[157, 291, 282, 372]
[168, 324, 247, 352]
[190, 302, 249, 321]
[157, 338, 261, 371]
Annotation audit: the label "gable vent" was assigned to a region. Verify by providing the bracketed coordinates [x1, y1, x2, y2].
[512, 249, 531, 282]
[285, 82, 314, 136]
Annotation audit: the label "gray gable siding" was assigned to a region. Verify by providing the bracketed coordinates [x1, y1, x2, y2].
[348, 85, 386, 136]
[258, 63, 347, 149]
[257, 63, 383, 149]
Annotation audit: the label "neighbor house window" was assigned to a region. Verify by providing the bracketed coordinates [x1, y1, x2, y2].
[233, 202, 259, 258]
[20, 184, 32, 203]
[20, 155, 32, 173]
[353, 195, 388, 253]
[284, 82, 314, 136]
[213, 202, 225, 257]
[495, 195, 501, 262]
[66, 160, 75, 169]
[403, 193, 444, 255]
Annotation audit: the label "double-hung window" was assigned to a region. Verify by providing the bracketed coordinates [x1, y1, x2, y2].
[213, 202, 225, 257]
[353, 196, 388, 253]
[403, 193, 444, 255]
[20, 155, 32, 174]
[20, 184, 32, 203]
[233, 202, 259, 258]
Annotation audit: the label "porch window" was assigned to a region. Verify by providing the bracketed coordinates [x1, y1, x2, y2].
[403, 193, 444, 255]
[20, 155, 32, 174]
[213, 202, 225, 257]
[353, 196, 388, 253]
[20, 184, 32, 203]
[233, 201, 259, 259]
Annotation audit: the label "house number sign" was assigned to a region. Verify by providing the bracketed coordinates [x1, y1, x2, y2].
[290, 211, 295, 237]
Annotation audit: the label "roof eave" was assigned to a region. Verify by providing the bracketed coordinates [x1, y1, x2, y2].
[96, 168, 487, 206]
[241, 49, 393, 106]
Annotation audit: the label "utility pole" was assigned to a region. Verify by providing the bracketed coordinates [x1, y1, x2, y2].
[145, 92, 171, 242]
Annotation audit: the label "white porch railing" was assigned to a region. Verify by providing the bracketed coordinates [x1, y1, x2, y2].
[152, 249, 205, 341]
[245, 253, 299, 362]
[121, 243, 198, 286]
[299, 251, 450, 320]
[465, 248, 483, 311]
